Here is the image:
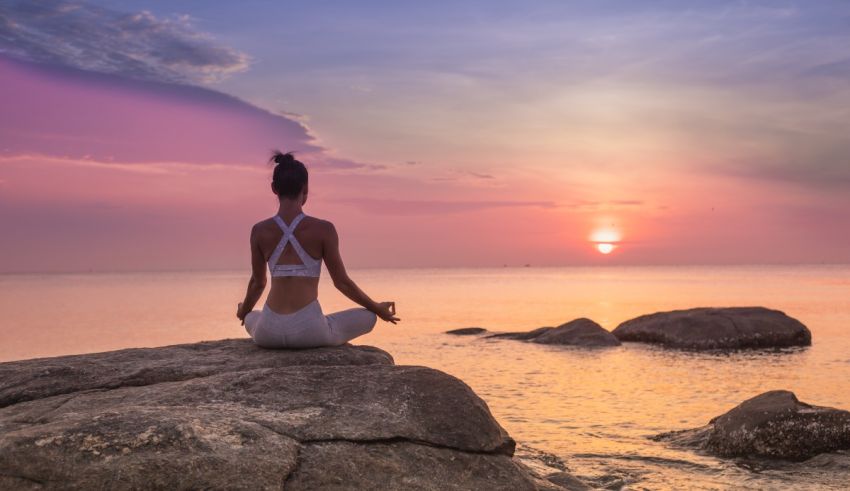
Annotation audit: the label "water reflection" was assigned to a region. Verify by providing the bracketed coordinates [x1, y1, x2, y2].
[1, 266, 849, 488]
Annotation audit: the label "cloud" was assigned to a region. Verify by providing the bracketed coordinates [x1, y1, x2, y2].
[0, 153, 271, 176]
[562, 199, 645, 210]
[330, 197, 557, 215]
[805, 58, 850, 80]
[427, 169, 497, 183]
[0, 56, 393, 174]
[609, 199, 643, 206]
[718, 156, 850, 191]
[0, 0, 249, 84]
[0, 2, 393, 176]
[311, 155, 386, 172]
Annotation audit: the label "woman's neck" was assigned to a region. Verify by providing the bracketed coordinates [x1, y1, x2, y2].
[277, 199, 303, 220]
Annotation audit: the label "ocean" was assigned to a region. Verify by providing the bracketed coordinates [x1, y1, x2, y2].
[2, 265, 849, 489]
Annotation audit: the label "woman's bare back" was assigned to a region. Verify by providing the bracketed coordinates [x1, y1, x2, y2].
[252, 214, 330, 313]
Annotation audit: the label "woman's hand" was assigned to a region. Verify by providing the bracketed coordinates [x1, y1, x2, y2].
[237, 302, 246, 325]
[374, 301, 400, 324]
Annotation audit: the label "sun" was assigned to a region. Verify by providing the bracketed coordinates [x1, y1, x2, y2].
[590, 227, 621, 255]
[596, 243, 615, 254]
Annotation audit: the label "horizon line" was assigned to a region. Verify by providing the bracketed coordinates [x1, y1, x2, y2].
[2, 261, 848, 276]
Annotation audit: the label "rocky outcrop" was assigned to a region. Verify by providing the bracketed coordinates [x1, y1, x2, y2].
[486, 318, 620, 347]
[654, 390, 850, 461]
[446, 327, 488, 335]
[612, 307, 811, 350]
[0, 338, 572, 490]
[0, 338, 393, 408]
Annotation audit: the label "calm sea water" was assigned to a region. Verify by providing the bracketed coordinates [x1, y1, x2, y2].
[2, 265, 849, 490]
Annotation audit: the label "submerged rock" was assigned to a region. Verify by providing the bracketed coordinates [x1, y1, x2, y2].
[545, 471, 593, 491]
[446, 327, 489, 335]
[488, 326, 553, 341]
[654, 390, 850, 461]
[487, 318, 620, 347]
[0, 338, 571, 490]
[612, 307, 811, 350]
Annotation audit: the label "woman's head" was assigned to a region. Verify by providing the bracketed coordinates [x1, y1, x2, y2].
[270, 151, 308, 201]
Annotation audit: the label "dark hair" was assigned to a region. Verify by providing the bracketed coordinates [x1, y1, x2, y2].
[269, 151, 308, 199]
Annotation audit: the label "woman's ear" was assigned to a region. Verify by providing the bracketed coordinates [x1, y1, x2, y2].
[301, 183, 309, 205]
[271, 182, 277, 196]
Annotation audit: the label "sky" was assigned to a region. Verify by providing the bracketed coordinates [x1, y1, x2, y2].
[1, 0, 849, 272]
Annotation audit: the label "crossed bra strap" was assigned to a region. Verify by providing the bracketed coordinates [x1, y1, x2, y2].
[268, 213, 322, 277]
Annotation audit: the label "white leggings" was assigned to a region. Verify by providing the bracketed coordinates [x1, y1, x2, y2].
[244, 299, 377, 349]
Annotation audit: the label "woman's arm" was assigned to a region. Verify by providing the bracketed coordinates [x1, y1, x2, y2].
[323, 221, 400, 323]
[236, 224, 268, 324]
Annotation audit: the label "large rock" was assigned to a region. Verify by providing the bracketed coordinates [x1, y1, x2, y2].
[0, 338, 569, 490]
[612, 307, 811, 350]
[486, 318, 620, 347]
[0, 338, 393, 408]
[654, 390, 850, 461]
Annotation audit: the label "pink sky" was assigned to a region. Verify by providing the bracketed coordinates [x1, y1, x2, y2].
[1, 2, 849, 272]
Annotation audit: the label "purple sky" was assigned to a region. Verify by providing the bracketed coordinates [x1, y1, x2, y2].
[1, 1, 849, 272]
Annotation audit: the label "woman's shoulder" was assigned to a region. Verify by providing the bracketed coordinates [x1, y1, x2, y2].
[250, 216, 276, 231]
[303, 215, 335, 234]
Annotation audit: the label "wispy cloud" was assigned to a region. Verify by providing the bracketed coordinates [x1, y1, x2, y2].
[311, 155, 387, 172]
[0, 0, 249, 84]
[0, 153, 270, 176]
[804, 58, 850, 80]
[562, 199, 645, 210]
[428, 169, 497, 183]
[716, 156, 850, 191]
[330, 197, 557, 215]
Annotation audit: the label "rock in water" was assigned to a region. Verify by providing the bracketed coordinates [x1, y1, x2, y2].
[445, 327, 488, 335]
[612, 307, 811, 350]
[545, 471, 593, 490]
[532, 319, 621, 347]
[0, 338, 570, 490]
[654, 390, 850, 461]
[487, 326, 553, 341]
[486, 318, 620, 347]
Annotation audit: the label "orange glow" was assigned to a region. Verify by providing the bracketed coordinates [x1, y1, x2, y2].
[590, 228, 621, 243]
[590, 225, 620, 255]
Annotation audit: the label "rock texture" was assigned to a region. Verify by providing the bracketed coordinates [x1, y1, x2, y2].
[0, 338, 393, 408]
[654, 390, 850, 461]
[0, 338, 569, 490]
[612, 307, 811, 350]
[445, 327, 488, 335]
[486, 318, 620, 347]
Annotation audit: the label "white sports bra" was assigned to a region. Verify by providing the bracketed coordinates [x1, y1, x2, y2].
[267, 213, 322, 278]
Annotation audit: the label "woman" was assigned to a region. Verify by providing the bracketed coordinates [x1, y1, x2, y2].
[236, 151, 399, 348]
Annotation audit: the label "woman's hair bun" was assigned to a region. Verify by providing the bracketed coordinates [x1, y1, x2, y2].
[272, 151, 296, 165]
[269, 150, 309, 199]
